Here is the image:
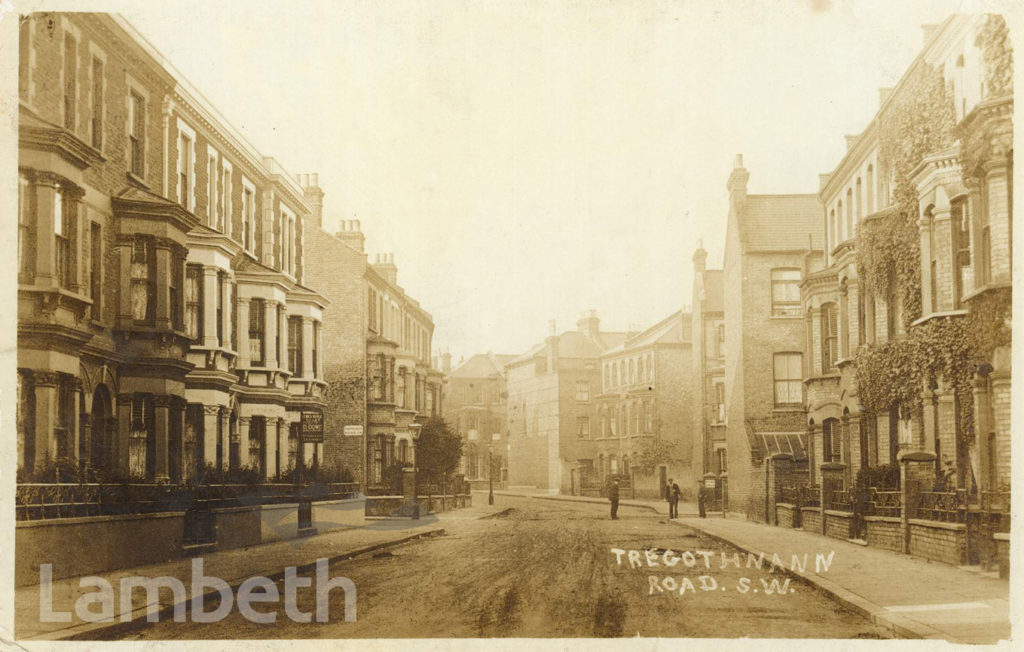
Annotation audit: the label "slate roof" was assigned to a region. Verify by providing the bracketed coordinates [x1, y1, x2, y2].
[510, 329, 627, 365]
[741, 194, 824, 252]
[604, 311, 690, 355]
[450, 353, 516, 379]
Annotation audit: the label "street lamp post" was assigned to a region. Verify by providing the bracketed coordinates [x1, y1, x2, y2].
[488, 446, 494, 505]
[409, 422, 422, 519]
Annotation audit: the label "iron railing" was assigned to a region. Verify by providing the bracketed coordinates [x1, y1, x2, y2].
[15, 481, 361, 521]
[828, 488, 853, 513]
[914, 489, 967, 523]
[866, 488, 901, 518]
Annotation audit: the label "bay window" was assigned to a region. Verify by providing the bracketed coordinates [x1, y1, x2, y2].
[249, 298, 265, 365]
[54, 188, 71, 289]
[130, 239, 155, 322]
[821, 303, 838, 372]
[288, 316, 303, 376]
[19, 174, 34, 278]
[185, 265, 203, 340]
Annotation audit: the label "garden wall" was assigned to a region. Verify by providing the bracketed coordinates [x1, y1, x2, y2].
[775, 503, 798, 528]
[864, 515, 902, 552]
[801, 507, 822, 534]
[908, 519, 968, 566]
[824, 510, 853, 540]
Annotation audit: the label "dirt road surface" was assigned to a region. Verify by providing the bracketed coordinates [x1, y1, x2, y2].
[119, 496, 892, 639]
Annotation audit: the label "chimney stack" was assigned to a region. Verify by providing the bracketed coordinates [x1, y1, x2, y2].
[692, 242, 707, 274]
[337, 219, 365, 253]
[441, 352, 452, 375]
[727, 153, 750, 209]
[300, 173, 325, 228]
[372, 253, 398, 286]
[545, 329, 559, 373]
[577, 309, 600, 340]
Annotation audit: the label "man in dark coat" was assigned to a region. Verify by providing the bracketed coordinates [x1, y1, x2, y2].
[670, 482, 681, 518]
[698, 484, 709, 518]
[609, 480, 620, 519]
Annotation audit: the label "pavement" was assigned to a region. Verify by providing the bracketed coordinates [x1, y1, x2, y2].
[14, 500, 504, 641]
[672, 515, 1011, 645]
[485, 490, 1010, 644]
[486, 488, 701, 517]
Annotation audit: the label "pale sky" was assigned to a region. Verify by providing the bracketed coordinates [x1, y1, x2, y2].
[18, 0, 1014, 363]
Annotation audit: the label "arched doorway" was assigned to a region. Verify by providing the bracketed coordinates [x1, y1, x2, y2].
[90, 385, 113, 474]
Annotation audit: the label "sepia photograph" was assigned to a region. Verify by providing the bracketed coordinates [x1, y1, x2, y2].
[3, 0, 1017, 647]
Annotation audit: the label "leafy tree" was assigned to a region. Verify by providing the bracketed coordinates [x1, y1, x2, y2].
[415, 416, 462, 484]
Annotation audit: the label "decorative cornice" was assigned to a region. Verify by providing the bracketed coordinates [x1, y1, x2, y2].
[32, 370, 60, 387]
[112, 192, 201, 236]
[19, 111, 106, 170]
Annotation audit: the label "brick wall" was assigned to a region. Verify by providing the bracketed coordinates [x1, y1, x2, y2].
[991, 370, 1011, 486]
[776, 503, 798, 528]
[655, 343, 696, 488]
[824, 510, 853, 540]
[864, 516, 902, 552]
[507, 360, 556, 489]
[556, 359, 601, 492]
[801, 507, 822, 534]
[908, 520, 968, 566]
[302, 219, 367, 480]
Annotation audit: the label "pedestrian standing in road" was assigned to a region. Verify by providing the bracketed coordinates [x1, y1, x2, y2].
[665, 478, 675, 517]
[698, 484, 708, 518]
[670, 482, 681, 519]
[609, 480, 620, 519]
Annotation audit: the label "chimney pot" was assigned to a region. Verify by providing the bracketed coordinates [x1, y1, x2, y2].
[354, 219, 361, 231]
[734, 153, 744, 168]
[312, 173, 319, 186]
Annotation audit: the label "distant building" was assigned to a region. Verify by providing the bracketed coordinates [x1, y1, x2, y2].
[594, 311, 694, 499]
[722, 155, 823, 520]
[506, 312, 625, 493]
[689, 245, 727, 505]
[444, 352, 515, 486]
[302, 188, 444, 488]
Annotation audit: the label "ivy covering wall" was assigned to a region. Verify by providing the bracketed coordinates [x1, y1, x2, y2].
[854, 25, 1013, 448]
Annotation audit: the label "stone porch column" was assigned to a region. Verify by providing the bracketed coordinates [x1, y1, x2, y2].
[237, 297, 250, 367]
[33, 372, 58, 464]
[202, 405, 219, 470]
[116, 394, 132, 474]
[153, 396, 171, 482]
[238, 416, 251, 468]
[220, 409, 231, 470]
[260, 417, 277, 480]
[69, 379, 82, 464]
